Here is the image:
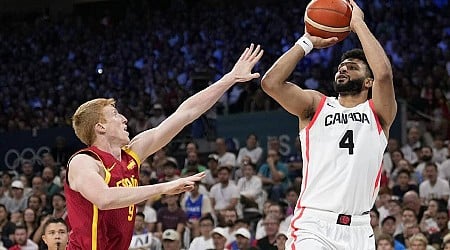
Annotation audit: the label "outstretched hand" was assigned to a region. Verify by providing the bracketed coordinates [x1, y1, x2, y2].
[163, 172, 206, 195]
[229, 43, 264, 83]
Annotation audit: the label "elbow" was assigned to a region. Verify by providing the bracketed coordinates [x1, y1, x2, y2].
[95, 195, 114, 210]
[376, 67, 393, 84]
[261, 73, 275, 93]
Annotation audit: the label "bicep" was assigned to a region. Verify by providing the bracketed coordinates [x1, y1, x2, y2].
[68, 155, 109, 206]
[264, 81, 320, 117]
[371, 80, 397, 130]
[129, 114, 187, 160]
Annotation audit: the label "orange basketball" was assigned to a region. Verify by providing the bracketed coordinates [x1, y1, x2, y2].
[305, 0, 352, 42]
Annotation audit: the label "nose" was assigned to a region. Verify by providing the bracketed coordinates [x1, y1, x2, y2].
[121, 115, 128, 124]
[339, 65, 347, 74]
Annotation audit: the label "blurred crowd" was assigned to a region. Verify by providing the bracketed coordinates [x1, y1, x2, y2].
[1, 0, 450, 249]
[0, 0, 448, 138]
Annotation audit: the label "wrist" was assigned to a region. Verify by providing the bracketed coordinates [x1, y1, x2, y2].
[295, 36, 313, 56]
[351, 21, 367, 33]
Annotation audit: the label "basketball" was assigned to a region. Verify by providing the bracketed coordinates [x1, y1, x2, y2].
[305, 0, 352, 42]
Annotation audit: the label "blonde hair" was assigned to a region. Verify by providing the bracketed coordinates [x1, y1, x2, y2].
[408, 233, 428, 247]
[72, 98, 115, 145]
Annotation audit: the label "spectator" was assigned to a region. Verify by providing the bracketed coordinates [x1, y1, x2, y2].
[135, 199, 157, 233]
[129, 212, 161, 250]
[215, 138, 237, 168]
[376, 233, 395, 250]
[161, 229, 182, 250]
[156, 194, 187, 239]
[237, 161, 264, 215]
[210, 227, 229, 250]
[188, 215, 214, 250]
[275, 230, 288, 250]
[257, 149, 289, 202]
[149, 104, 167, 128]
[229, 227, 257, 250]
[0, 204, 15, 248]
[203, 154, 219, 189]
[209, 166, 239, 214]
[6, 180, 27, 213]
[41, 218, 69, 250]
[256, 215, 279, 250]
[419, 163, 450, 204]
[236, 133, 263, 167]
[180, 182, 212, 238]
[9, 225, 38, 250]
[22, 208, 38, 239]
[181, 152, 206, 176]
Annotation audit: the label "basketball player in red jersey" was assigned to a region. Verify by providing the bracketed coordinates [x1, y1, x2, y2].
[261, 0, 396, 249]
[65, 44, 263, 250]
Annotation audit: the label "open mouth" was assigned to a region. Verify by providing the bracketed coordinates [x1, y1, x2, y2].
[336, 75, 348, 83]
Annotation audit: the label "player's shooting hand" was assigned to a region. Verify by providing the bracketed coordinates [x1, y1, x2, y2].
[229, 43, 264, 83]
[348, 0, 365, 30]
[302, 33, 338, 49]
[164, 172, 206, 195]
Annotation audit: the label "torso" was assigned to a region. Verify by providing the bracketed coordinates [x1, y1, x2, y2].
[65, 146, 140, 250]
[296, 96, 387, 214]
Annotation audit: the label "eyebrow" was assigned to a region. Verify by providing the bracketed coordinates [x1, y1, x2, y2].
[338, 61, 359, 68]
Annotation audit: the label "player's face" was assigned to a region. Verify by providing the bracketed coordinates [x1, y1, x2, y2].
[101, 106, 129, 145]
[42, 223, 68, 250]
[334, 59, 368, 95]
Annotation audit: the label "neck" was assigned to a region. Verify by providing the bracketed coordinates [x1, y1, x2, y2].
[94, 142, 122, 160]
[338, 94, 367, 108]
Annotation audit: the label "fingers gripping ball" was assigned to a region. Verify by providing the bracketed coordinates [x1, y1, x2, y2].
[305, 0, 352, 42]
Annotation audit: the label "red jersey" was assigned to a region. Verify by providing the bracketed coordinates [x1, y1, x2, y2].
[65, 146, 140, 250]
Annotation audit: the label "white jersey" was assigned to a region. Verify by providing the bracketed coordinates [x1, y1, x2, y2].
[296, 96, 387, 215]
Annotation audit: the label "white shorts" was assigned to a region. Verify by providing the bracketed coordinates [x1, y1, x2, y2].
[285, 208, 375, 250]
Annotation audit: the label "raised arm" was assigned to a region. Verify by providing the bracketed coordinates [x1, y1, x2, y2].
[350, 0, 396, 132]
[261, 32, 336, 127]
[129, 44, 263, 160]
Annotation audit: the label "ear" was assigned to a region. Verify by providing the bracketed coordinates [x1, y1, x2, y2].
[95, 123, 106, 134]
[365, 78, 374, 88]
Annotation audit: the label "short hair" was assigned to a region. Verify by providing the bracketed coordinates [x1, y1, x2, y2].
[376, 233, 394, 247]
[52, 193, 66, 202]
[370, 206, 380, 218]
[199, 214, 214, 224]
[15, 224, 27, 232]
[341, 49, 373, 78]
[43, 217, 68, 233]
[72, 98, 115, 145]
[397, 168, 411, 178]
[408, 233, 428, 246]
[136, 212, 145, 219]
[425, 162, 438, 171]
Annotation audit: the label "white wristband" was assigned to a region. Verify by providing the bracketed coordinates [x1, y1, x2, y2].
[295, 36, 313, 56]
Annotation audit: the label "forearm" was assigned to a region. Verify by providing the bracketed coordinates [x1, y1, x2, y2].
[269, 165, 282, 182]
[176, 74, 236, 122]
[96, 182, 173, 210]
[352, 22, 392, 81]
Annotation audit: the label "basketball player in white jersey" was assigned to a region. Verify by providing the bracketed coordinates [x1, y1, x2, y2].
[261, 0, 396, 249]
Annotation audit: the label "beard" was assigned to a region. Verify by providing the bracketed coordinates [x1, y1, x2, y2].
[422, 155, 432, 162]
[333, 76, 365, 96]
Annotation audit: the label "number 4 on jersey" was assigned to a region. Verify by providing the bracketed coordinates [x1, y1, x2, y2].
[339, 130, 354, 155]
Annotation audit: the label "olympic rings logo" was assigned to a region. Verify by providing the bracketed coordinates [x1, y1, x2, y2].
[3, 146, 51, 170]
